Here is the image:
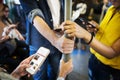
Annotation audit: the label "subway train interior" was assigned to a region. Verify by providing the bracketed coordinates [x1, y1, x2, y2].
[0, 0, 120, 80]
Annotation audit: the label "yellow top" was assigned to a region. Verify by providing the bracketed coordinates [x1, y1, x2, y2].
[90, 6, 120, 69]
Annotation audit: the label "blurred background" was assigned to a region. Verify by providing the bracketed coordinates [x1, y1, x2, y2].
[0, 0, 111, 80]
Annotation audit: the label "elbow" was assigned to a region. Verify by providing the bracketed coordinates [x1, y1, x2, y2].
[104, 48, 118, 59]
[105, 52, 118, 59]
[106, 56, 115, 59]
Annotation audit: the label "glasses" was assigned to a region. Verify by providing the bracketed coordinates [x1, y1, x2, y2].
[4, 10, 9, 13]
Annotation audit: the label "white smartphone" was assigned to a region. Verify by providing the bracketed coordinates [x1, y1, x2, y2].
[26, 47, 50, 75]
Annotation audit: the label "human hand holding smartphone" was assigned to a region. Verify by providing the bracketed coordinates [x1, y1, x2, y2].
[26, 47, 50, 75]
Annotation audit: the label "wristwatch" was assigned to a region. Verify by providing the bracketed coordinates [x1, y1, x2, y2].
[57, 77, 65, 80]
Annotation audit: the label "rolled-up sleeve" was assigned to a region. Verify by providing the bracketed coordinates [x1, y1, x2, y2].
[20, 0, 45, 24]
[28, 9, 45, 24]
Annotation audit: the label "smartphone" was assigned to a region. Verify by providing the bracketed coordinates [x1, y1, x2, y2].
[54, 27, 62, 32]
[26, 47, 50, 75]
[75, 17, 96, 29]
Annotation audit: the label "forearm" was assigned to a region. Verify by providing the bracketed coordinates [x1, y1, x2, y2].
[11, 70, 20, 79]
[84, 32, 116, 59]
[0, 36, 10, 43]
[33, 16, 58, 45]
[20, 0, 58, 45]
[56, 71, 65, 80]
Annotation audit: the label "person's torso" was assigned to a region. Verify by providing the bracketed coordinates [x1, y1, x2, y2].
[90, 6, 120, 69]
[27, 0, 64, 53]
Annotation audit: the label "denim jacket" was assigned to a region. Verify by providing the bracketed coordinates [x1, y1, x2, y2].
[20, 0, 64, 53]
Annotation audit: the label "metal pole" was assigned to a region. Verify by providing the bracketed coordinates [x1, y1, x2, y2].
[63, 0, 72, 62]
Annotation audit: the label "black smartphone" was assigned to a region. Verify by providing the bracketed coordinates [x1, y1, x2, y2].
[75, 17, 96, 29]
[54, 28, 62, 32]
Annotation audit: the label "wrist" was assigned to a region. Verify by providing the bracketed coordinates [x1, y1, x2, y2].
[84, 32, 91, 42]
[51, 34, 58, 46]
[11, 70, 20, 79]
[84, 33, 93, 45]
[59, 71, 66, 78]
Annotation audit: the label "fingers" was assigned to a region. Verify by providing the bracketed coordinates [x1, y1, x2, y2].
[86, 20, 99, 33]
[20, 55, 34, 65]
[64, 22, 76, 38]
[65, 29, 75, 37]
[61, 46, 74, 54]
[60, 20, 77, 38]
[67, 59, 73, 73]
[9, 24, 17, 28]
[62, 20, 76, 30]
[63, 21, 75, 29]
[62, 20, 74, 25]
[27, 74, 31, 78]
[62, 37, 74, 54]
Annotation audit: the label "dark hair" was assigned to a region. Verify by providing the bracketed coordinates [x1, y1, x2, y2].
[2, 4, 9, 11]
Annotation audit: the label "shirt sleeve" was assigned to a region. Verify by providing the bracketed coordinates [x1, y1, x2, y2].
[27, 9, 45, 24]
[20, 0, 45, 24]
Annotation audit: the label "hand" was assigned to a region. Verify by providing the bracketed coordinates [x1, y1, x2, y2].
[64, 20, 94, 43]
[64, 20, 87, 39]
[53, 22, 75, 54]
[13, 29, 25, 41]
[86, 20, 99, 33]
[8, 24, 17, 30]
[11, 55, 34, 79]
[0, 36, 10, 43]
[59, 59, 73, 78]
[54, 35, 74, 54]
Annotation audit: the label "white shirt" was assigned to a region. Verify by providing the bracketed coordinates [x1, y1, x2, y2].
[2, 27, 24, 40]
[47, 0, 60, 29]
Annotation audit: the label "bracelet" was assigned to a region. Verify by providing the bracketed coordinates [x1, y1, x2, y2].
[86, 34, 93, 45]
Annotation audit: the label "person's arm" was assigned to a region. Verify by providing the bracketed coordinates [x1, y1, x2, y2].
[33, 16, 58, 46]
[57, 59, 73, 80]
[20, 0, 57, 46]
[33, 16, 74, 53]
[4, 24, 25, 41]
[0, 36, 10, 43]
[2, 27, 10, 36]
[20, 0, 74, 53]
[11, 55, 33, 79]
[12, 29, 25, 40]
[64, 20, 120, 59]
[8, 24, 17, 30]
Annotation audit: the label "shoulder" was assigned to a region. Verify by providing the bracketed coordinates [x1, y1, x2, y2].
[107, 5, 115, 11]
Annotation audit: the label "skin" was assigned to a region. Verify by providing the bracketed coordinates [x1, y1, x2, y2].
[33, 16, 74, 54]
[3, 7, 9, 18]
[62, 0, 120, 59]
[1, 6, 25, 41]
[11, 55, 33, 79]
[10, 55, 73, 79]
[59, 59, 73, 78]
[63, 19, 120, 59]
